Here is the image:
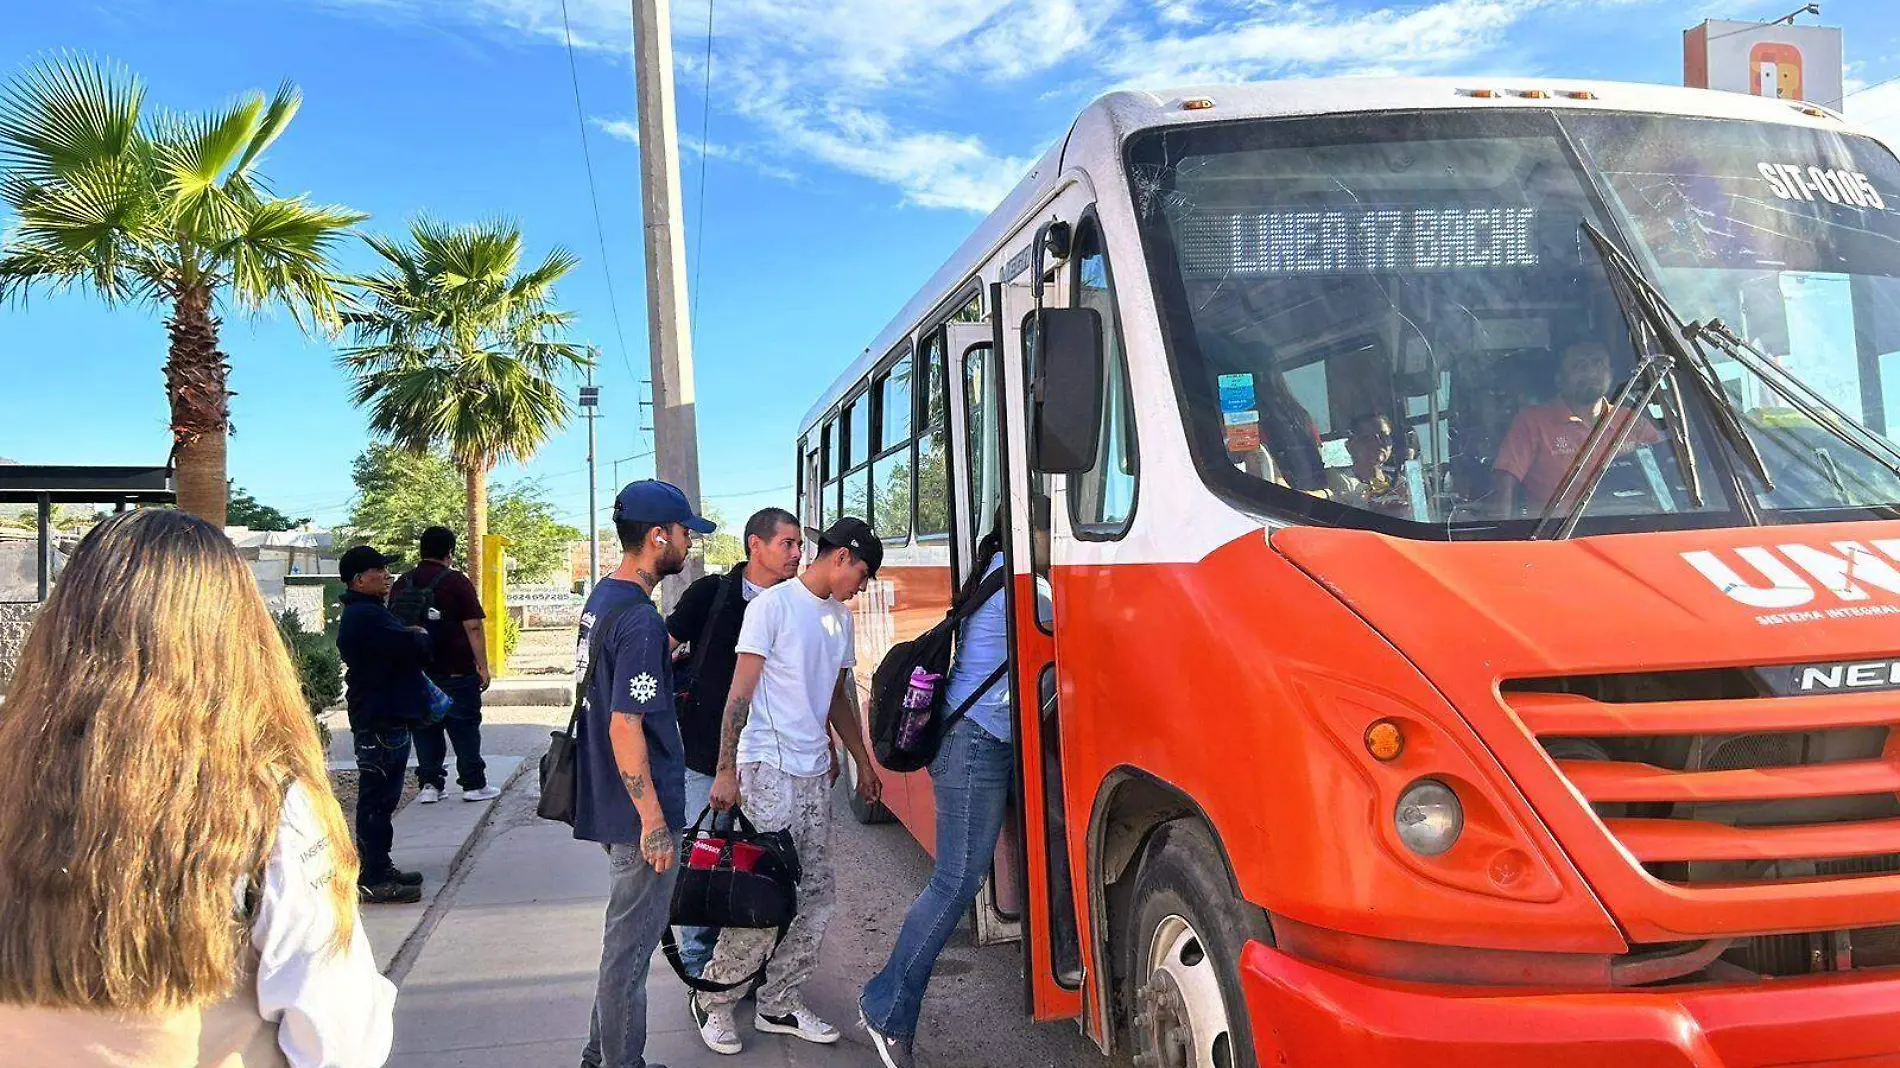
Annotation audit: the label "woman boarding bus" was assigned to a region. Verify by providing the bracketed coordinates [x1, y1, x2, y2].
[810, 78, 1900, 1067]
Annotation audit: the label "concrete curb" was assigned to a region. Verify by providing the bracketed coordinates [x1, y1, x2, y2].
[482, 677, 574, 706]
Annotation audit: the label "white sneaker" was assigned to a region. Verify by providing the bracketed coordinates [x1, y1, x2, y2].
[417, 786, 441, 804]
[461, 785, 501, 802]
[694, 999, 742, 1055]
[755, 1006, 841, 1045]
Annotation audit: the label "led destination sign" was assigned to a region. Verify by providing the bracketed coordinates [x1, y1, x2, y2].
[1181, 205, 1540, 276]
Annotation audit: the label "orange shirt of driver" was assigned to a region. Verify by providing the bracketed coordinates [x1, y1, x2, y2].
[1494, 400, 1664, 508]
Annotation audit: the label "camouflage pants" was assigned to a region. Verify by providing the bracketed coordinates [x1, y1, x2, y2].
[696, 762, 835, 1015]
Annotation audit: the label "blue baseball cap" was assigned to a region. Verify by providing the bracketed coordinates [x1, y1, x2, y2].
[612, 479, 716, 534]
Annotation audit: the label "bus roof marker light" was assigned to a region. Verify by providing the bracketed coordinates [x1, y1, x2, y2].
[1365, 720, 1405, 762]
[1563, 90, 1597, 100]
[1518, 89, 1552, 99]
[1182, 97, 1215, 111]
[1463, 88, 1503, 99]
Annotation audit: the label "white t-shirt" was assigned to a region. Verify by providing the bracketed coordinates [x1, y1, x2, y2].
[253, 782, 397, 1067]
[734, 577, 856, 777]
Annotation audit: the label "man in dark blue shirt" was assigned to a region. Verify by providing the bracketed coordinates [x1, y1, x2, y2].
[335, 543, 431, 905]
[575, 479, 713, 1068]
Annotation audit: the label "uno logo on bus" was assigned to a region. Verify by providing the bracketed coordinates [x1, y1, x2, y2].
[1757, 162, 1886, 209]
[1684, 542, 1900, 623]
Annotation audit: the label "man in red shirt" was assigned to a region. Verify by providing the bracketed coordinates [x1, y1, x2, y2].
[1492, 341, 1663, 516]
[391, 526, 498, 803]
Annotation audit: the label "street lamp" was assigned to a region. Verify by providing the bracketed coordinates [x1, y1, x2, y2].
[579, 369, 600, 593]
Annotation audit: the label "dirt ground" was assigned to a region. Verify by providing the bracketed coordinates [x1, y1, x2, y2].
[327, 769, 421, 817]
[507, 625, 577, 676]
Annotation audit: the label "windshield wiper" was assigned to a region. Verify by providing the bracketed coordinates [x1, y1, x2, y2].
[1534, 350, 1674, 539]
[1535, 223, 1774, 539]
[1681, 316, 1900, 485]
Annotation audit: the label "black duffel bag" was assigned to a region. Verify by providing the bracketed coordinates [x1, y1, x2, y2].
[661, 805, 801, 992]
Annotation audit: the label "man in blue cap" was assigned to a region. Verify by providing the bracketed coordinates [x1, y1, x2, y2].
[576, 479, 715, 1068]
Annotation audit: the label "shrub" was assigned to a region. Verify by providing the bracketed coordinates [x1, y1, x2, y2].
[278, 608, 344, 726]
[501, 612, 522, 663]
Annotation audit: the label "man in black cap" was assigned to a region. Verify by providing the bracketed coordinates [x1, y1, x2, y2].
[575, 479, 713, 1068]
[693, 517, 885, 1055]
[335, 544, 432, 905]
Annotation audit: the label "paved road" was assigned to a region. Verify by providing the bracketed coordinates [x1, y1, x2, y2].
[381, 704, 1100, 1068]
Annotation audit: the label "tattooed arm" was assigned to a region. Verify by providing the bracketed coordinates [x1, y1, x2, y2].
[608, 710, 674, 872]
[709, 652, 764, 810]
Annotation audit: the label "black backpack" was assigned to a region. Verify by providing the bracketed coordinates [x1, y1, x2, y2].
[869, 561, 1009, 773]
[389, 567, 451, 630]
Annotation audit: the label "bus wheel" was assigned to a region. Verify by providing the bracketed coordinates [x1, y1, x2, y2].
[1125, 822, 1267, 1068]
[836, 740, 894, 825]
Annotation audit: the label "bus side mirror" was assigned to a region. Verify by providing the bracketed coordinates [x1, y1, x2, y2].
[1032, 307, 1104, 475]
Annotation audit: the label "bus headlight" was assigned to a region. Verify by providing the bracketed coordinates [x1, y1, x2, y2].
[1395, 779, 1464, 856]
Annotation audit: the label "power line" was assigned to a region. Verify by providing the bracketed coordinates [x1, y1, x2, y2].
[559, 0, 638, 393]
[705, 482, 794, 500]
[1837, 72, 1900, 109]
[689, 0, 715, 344]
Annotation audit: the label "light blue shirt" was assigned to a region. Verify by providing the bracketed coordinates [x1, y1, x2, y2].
[943, 554, 1012, 743]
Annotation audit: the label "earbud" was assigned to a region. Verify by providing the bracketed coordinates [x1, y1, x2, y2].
[658, 536, 670, 546]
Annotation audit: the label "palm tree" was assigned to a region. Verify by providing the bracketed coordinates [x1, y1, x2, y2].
[0, 56, 364, 525]
[341, 218, 588, 593]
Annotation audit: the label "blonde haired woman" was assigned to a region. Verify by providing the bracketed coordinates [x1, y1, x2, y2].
[0, 510, 396, 1066]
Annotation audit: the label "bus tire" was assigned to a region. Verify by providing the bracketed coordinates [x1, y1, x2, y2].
[837, 741, 894, 825]
[1122, 821, 1269, 1068]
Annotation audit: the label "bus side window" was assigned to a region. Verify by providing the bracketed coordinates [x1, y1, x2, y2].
[963, 343, 1001, 549]
[822, 416, 842, 527]
[1071, 215, 1139, 536]
[871, 353, 914, 542]
[916, 333, 951, 540]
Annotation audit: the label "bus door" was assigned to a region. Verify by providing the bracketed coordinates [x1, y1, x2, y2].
[996, 201, 1089, 1024]
[946, 320, 1025, 948]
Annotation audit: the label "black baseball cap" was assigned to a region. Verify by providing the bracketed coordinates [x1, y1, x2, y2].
[612, 479, 716, 534]
[807, 517, 883, 577]
[339, 545, 400, 586]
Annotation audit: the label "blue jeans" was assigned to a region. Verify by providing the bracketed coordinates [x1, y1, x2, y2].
[582, 843, 679, 1068]
[352, 728, 413, 881]
[414, 674, 486, 790]
[860, 719, 1013, 1042]
[677, 768, 726, 977]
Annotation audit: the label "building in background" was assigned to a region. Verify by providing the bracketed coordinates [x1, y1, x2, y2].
[1685, 17, 1844, 109]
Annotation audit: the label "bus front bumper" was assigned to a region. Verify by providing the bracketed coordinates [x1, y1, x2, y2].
[1240, 940, 1900, 1067]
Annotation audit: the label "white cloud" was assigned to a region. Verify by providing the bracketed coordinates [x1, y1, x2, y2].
[590, 114, 801, 183]
[315, 0, 1661, 213]
[590, 116, 638, 144]
[1846, 80, 1900, 152]
[1102, 0, 1533, 87]
[762, 103, 1037, 211]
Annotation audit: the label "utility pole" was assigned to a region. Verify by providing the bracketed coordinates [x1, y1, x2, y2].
[631, 0, 704, 600]
[579, 357, 600, 595]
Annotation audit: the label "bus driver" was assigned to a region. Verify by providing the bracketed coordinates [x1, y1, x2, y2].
[1490, 340, 1662, 516]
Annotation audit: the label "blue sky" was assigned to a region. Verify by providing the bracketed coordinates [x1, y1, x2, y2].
[3, 0, 1899, 532]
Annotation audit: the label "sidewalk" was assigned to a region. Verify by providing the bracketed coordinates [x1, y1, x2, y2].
[385, 787, 885, 1068]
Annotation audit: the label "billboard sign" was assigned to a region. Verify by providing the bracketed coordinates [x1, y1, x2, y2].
[1685, 20, 1844, 109]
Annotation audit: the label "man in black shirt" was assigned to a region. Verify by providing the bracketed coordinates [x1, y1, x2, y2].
[663, 506, 801, 976]
[391, 526, 496, 803]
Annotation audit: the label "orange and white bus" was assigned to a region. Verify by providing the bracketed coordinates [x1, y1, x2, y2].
[802, 78, 1900, 1066]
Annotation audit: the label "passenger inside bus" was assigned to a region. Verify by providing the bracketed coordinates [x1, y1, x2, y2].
[1316, 412, 1416, 516]
[1491, 340, 1665, 516]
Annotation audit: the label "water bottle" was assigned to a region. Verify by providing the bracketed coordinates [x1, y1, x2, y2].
[896, 667, 942, 749]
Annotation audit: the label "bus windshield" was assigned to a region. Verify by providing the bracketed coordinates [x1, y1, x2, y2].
[1128, 108, 1900, 539]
